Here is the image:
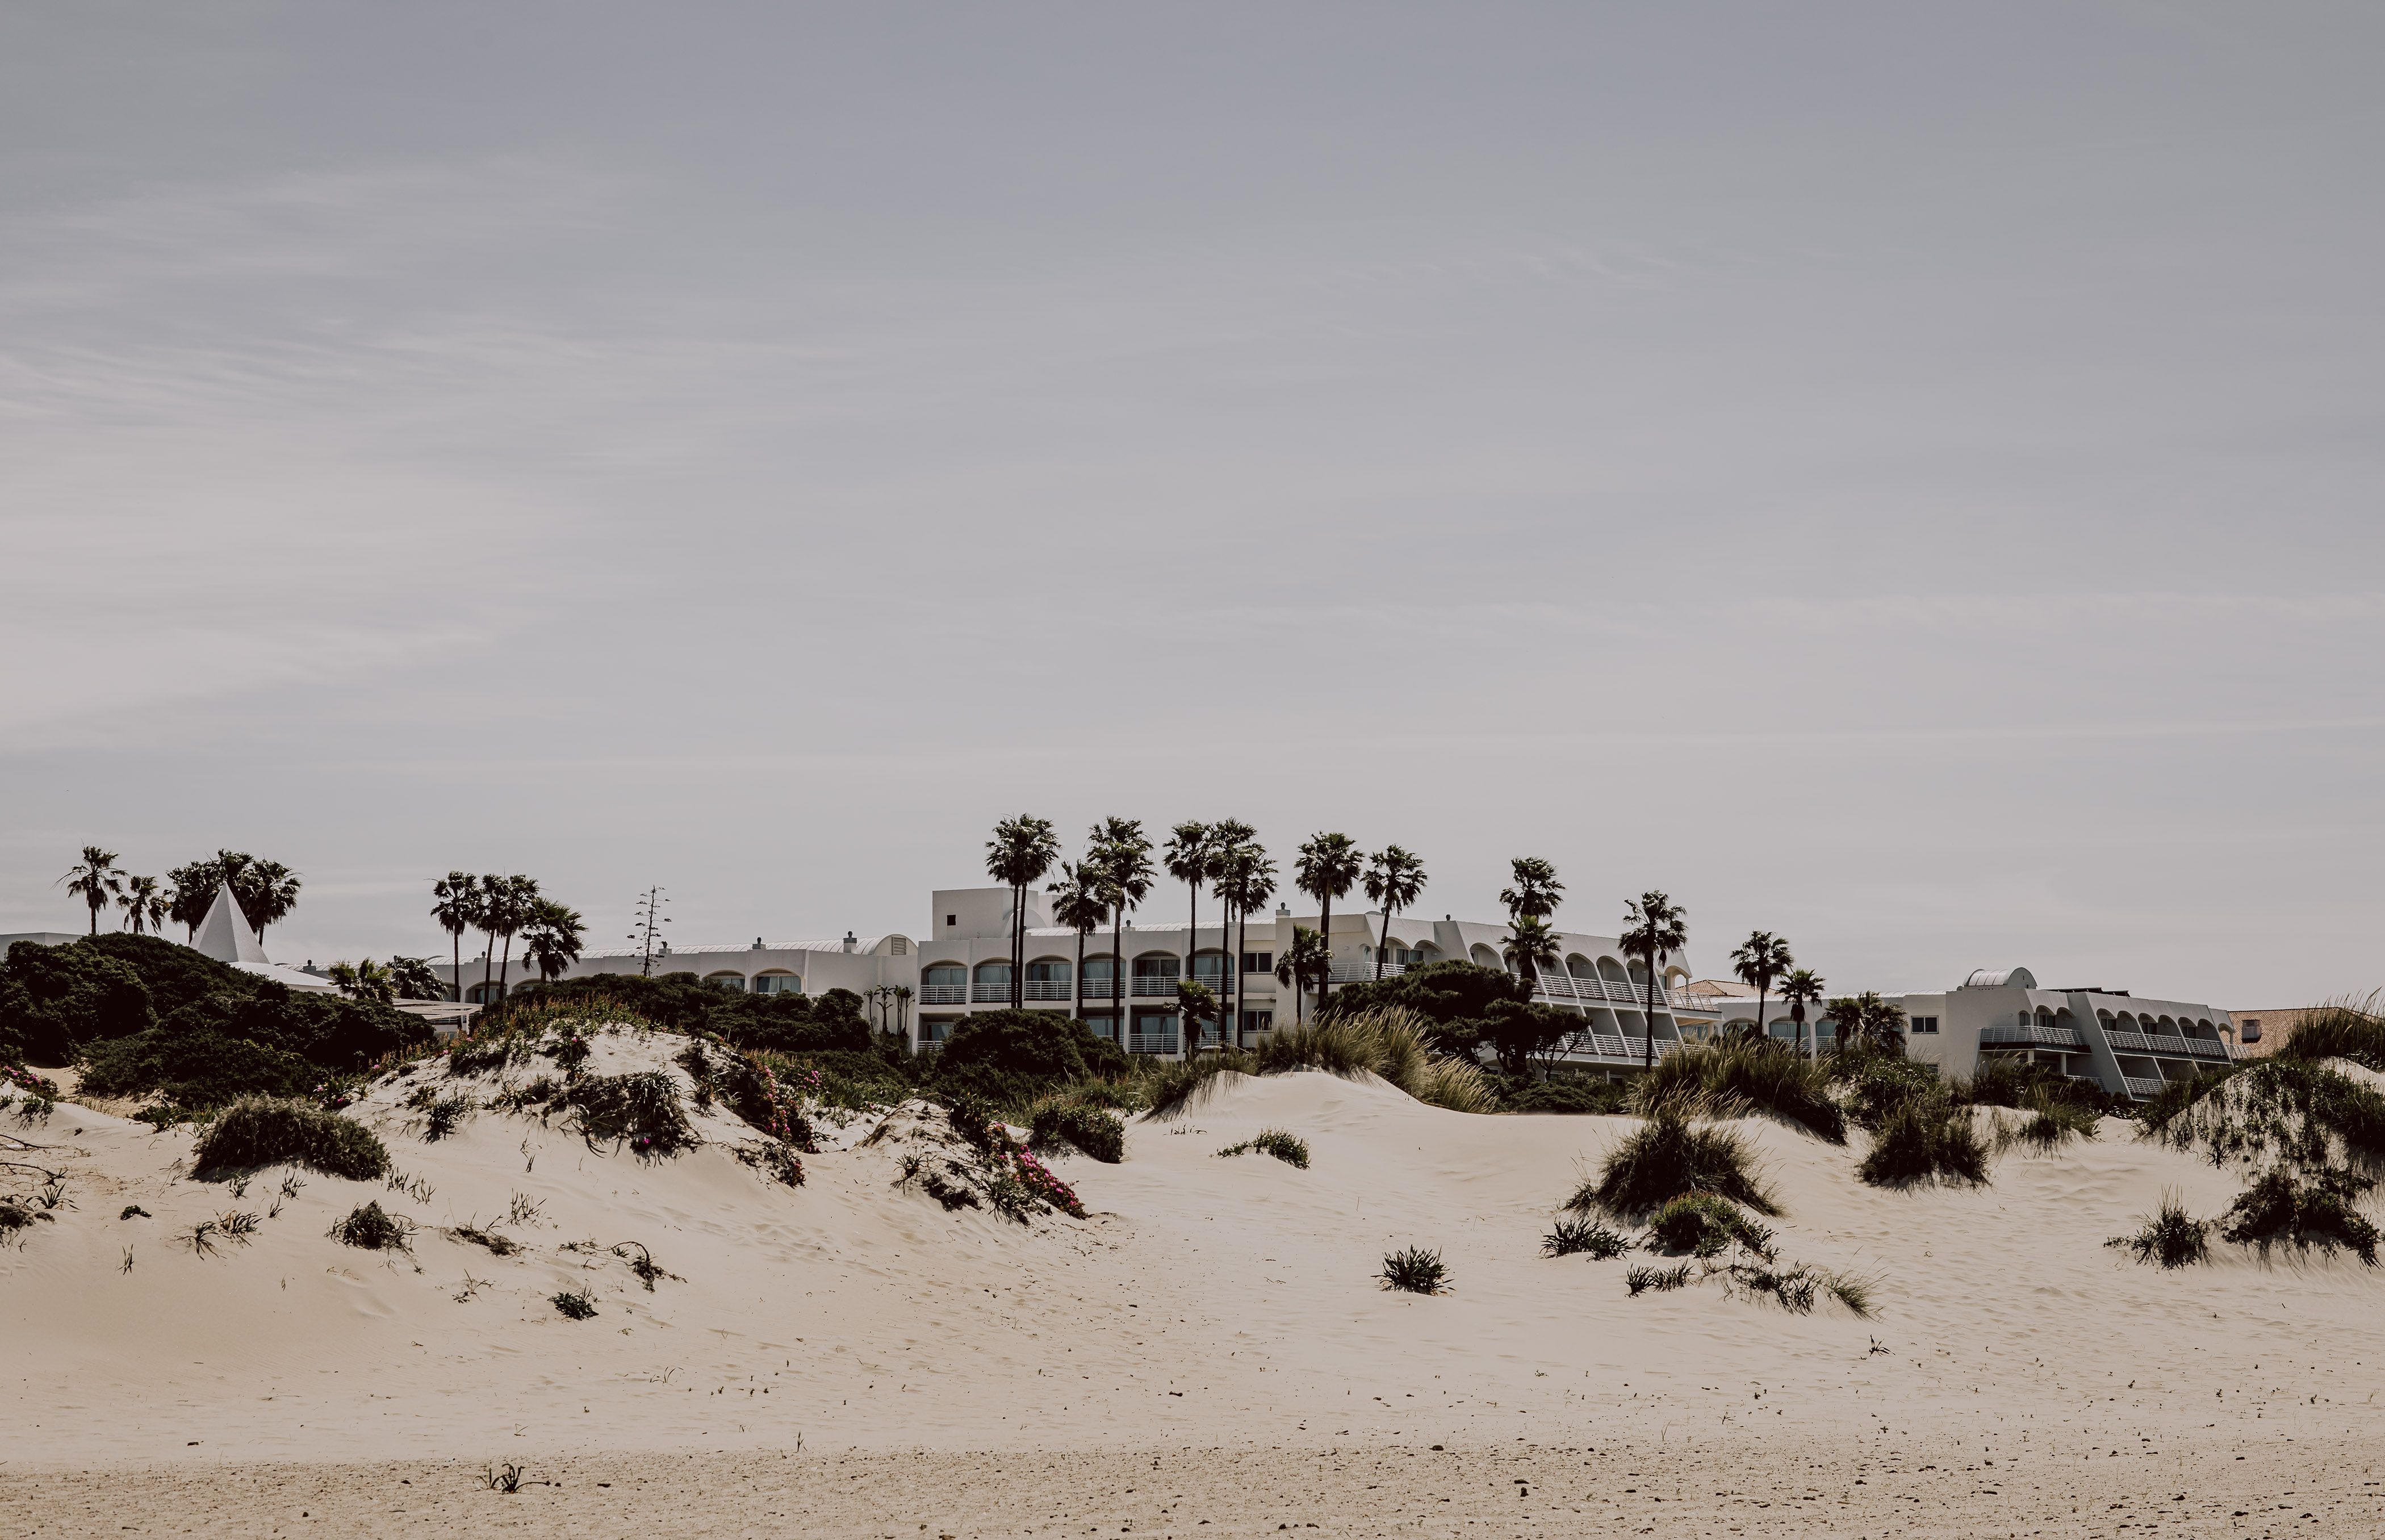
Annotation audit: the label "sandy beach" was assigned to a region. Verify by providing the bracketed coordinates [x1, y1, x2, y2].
[6, 1056, 2383, 1535]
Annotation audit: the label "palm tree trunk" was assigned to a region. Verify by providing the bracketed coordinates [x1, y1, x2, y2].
[451, 933, 462, 1005]
[1756, 986, 1768, 1043]
[1186, 881, 1199, 1049]
[1111, 907, 1124, 1052]
[1235, 904, 1249, 1048]
[1375, 906, 1390, 980]
[1642, 959, 1658, 1069]
[481, 931, 495, 1004]
[1218, 899, 1234, 1048]
[1073, 930, 1085, 1025]
[1316, 895, 1333, 1011]
[498, 935, 512, 999]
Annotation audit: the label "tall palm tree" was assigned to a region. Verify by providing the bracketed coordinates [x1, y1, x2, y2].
[1499, 857, 1563, 922]
[486, 874, 541, 998]
[520, 898, 587, 984]
[165, 859, 220, 941]
[1089, 818, 1153, 1046]
[1826, 990, 1905, 1052]
[327, 957, 395, 1005]
[1204, 819, 1257, 1039]
[1047, 860, 1110, 1026]
[986, 815, 1060, 1010]
[1778, 968, 1826, 1057]
[1215, 842, 1275, 1047]
[1293, 832, 1362, 1011]
[118, 874, 168, 936]
[387, 956, 444, 1001]
[1501, 914, 1562, 1001]
[1729, 931, 1794, 1046]
[1618, 890, 1688, 1070]
[1164, 821, 1213, 1000]
[430, 872, 479, 1004]
[1174, 978, 1220, 1054]
[1274, 925, 1331, 1024]
[1363, 846, 1428, 979]
[238, 859, 302, 944]
[58, 846, 124, 935]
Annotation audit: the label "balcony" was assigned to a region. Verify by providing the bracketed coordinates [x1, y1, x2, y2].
[1130, 975, 1182, 998]
[2107, 1030, 2214, 1058]
[1128, 1031, 1181, 1056]
[970, 981, 1010, 1003]
[1022, 979, 1074, 1002]
[1980, 1024, 2089, 1051]
[1534, 973, 1698, 1011]
[1556, 1032, 1687, 1062]
[918, 983, 966, 1005]
[2122, 1076, 2166, 1099]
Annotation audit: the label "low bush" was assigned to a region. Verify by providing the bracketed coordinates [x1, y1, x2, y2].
[1252, 1008, 1497, 1115]
[1857, 1101, 1991, 1189]
[550, 1286, 598, 1319]
[1541, 1216, 1628, 1259]
[1960, 1057, 2126, 1120]
[1624, 1260, 1694, 1295]
[560, 1072, 697, 1157]
[328, 1200, 414, 1250]
[1993, 1098, 2101, 1156]
[1633, 1039, 1846, 1144]
[935, 1010, 1129, 1088]
[1571, 1110, 1781, 1219]
[1218, 1128, 1309, 1168]
[1828, 1047, 1946, 1134]
[192, 1097, 390, 1181]
[1726, 1261, 1873, 1316]
[735, 1141, 806, 1187]
[1028, 1100, 1127, 1163]
[1646, 1192, 1776, 1261]
[1380, 1245, 1448, 1295]
[2108, 1192, 2211, 1268]
[1499, 1076, 1630, 1116]
[422, 1093, 472, 1141]
[2217, 1167, 2380, 1264]
[2150, 1060, 2385, 1174]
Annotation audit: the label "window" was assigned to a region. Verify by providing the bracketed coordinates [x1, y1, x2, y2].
[1910, 1016, 1939, 1034]
[705, 972, 747, 993]
[1132, 956, 1180, 981]
[1026, 960, 1069, 983]
[754, 973, 803, 995]
[1129, 1010, 1180, 1054]
[1242, 952, 1273, 974]
[946, 915, 958, 927]
[1240, 1010, 1274, 1033]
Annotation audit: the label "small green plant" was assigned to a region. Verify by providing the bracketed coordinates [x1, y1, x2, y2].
[505, 1191, 544, 1225]
[1541, 1217, 1628, 1259]
[608, 1241, 677, 1291]
[1028, 1101, 1127, 1164]
[1570, 1110, 1781, 1219]
[1726, 1262, 1874, 1316]
[218, 1210, 261, 1240]
[423, 1094, 473, 1142]
[329, 1200, 416, 1250]
[1624, 1260, 1696, 1295]
[192, 1097, 390, 1181]
[550, 1286, 598, 1319]
[2108, 1192, 2211, 1268]
[1645, 1192, 1775, 1261]
[563, 1072, 697, 1157]
[1380, 1246, 1449, 1295]
[120, 1204, 150, 1220]
[1218, 1129, 1311, 1168]
[447, 1223, 521, 1257]
[2217, 1166, 2380, 1263]
[735, 1141, 806, 1187]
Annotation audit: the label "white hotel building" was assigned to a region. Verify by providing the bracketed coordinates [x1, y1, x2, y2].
[440, 887, 2236, 1100]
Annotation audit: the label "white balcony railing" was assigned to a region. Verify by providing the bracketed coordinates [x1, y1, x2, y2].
[970, 981, 1009, 1003]
[918, 984, 966, 1005]
[1131, 975, 1182, 997]
[1981, 1024, 2089, 1051]
[1022, 979, 1073, 1001]
[2122, 1076, 2166, 1099]
[1128, 1032, 1180, 1056]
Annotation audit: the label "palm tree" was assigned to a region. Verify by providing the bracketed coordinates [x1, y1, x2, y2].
[165, 859, 220, 941]
[1293, 832, 1362, 1011]
[1089, 818, 1153, 1046]
[1215, 842, 1275, 1047]
[58, 846, 124, 935]
[430, 872, 479, 1003]
[485, 874, 541, 998]
[387, 956, 444, 1000]
[1778, 968, 1826, 1057]
[238, 859, 302, 944]
[1204, 819, 1257, 1040]
[1274, 925, 1332, 1024]
[1618, 890, 1688, 1070]
[327, 957, 395, 1005]
[1827, 991, 1906, 1052]
[1362, 846, 1428, 979]
[986, 815, 1060, 1010]
[1175, 978, 1220, 1054]
[1499, 857, 1563, 922]
[1164, 821, 1214, 1002]
[118, 874, 168, 936]
[519, 898, 587, 984]
[1729, 931, 1794, 1046]
[1501, 914, 1562, 1003]
[1047, 860, 1110, 1026]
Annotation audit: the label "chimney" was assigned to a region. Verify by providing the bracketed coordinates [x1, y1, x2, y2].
[754, 936, 764, 950]
[842, 931, 856, 954]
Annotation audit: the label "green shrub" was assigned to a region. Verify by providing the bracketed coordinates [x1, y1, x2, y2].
[1029, 1100, 1126, 1163]
[1993, 1098, 2101, 1154]
[1218, 1128, 1310, 1168]
[328, 1200, 413, 1250]
[561, 1072, 697, 1156]
[2151, 1060, 2385, 1173]
[2272, 993, 2385, 1072]
[1500, 1076, 1629, 1115]
[1829, 1048, 1945, 1133]
[0, 940, 153, 1062]
[551, 1286, 599, 1319]
[82, 1030, 318, 1109]
[1380, 1246, 1448, 1295]
[1571, 1110, 1781, 1219]
[2136, 1067, 2243, 1137]
[1541, 1216, 1628, 1259]
[2217, 1167, 2379, 1263]
[192, 1097, 390, 1180]
[1633, 1039, 1846, 1144]
[2107, 1192, 2211, 1268]
[935, 1010, 1128, 1087]
[1960, 1057, 2125, 1119]
[422, 1093, 472, 1141]
[1857, 1100, 1991, 1188]
[1646, 1192, 1776, 1260]
[1624, 1260, 1694, 1295]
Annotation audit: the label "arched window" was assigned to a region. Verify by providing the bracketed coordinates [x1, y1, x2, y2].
[753, 970, 802, 995]
[705, 972, 747, 993]
[1470, 943, 1502, 969]
[920, 965, 966, 1004]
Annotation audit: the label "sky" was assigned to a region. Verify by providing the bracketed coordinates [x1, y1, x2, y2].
[3, 3, 2379, 1006]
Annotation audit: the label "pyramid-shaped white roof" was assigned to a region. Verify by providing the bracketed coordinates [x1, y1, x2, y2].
[194, 882, 269, 964]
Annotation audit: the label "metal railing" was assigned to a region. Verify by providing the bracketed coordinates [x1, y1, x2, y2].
[970, 981, 1010, 1003]
[1022, 979, 1073, 1001]
[1555, 1032, 1687, 1062]
[1131, 975, 1182, 997]
[1128, 1032, 1181, 1056]
[2107, 1030, 2221, 1058]
[2122, 1076, 2166, 1099]
[1310, 959, 1699, 1011]
[1980, 1024, 2089, 1050]
[918, 984, 966, 1005]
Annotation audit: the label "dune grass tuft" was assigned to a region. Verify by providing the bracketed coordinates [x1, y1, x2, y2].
[1541, 1216, 1629, 1259]
[1857, 1100, 1991, 1189]
[2149, 1059, 2385, 1174]
[560, 1072, 698, 1157]
[550, 1286, 598, 1319]
[328, 1199, 415, 1250]
[1633, 1039, 1846, 1143]
[2272, 991, 2385, 1072]
[1570, 1110, 1781, 1220]
[1645, 1192, 1776, 1261]
[2107, 1191, 2211, 1268]
[1027, 1100, 1127, 1163]
[1726, 1261, 1874, 1316]
[192, 1097, 389, 1181]
[1218, 1128, 1310, 1167]
[1624, 1260, 1695, 1296]
[2217, 1166, 2379, 1264]
[1380, 1245, 1449, 1295]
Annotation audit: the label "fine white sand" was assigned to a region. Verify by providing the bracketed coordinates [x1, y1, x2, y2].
[5, 1040, 2383, 1535]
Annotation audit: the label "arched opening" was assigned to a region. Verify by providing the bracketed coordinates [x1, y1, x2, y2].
[973, 960, 1012, 1002]
[1023, 956, 1072, 1001]
[1131, 951, 1181, 997]
[1469, 943, 1502, 969]
[1188, 948, 1231, 991]
[704, 971, 747, 993]
[753, 969, 802, 995]
[920, 964, 966, 1004]
[1566, 953, 1596, 980]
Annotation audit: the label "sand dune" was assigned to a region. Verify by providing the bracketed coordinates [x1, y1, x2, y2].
[5, 1031, 2383, 1534]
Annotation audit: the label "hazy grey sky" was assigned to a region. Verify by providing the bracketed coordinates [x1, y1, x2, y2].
[5, 3, 2379, 1004]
